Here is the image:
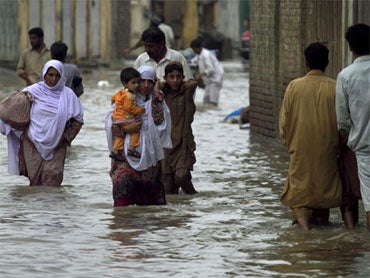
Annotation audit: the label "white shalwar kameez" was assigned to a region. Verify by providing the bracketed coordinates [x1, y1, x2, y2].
[336, 55, 370, 212]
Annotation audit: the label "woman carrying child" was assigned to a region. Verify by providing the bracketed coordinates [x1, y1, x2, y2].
[105, 65, 172, 206]
[110, 67, 145, 161]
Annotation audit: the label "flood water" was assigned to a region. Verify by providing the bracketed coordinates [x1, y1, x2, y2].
[0, 61, 369, 278]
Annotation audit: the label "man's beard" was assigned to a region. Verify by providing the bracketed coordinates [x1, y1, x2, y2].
[147, 51, 156, 60]
[31, 42, 41, 49]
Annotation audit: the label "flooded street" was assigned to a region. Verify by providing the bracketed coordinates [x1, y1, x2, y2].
[0, 60, 369, 278]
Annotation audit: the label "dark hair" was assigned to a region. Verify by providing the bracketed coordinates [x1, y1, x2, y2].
[165, 62, 184, 76]
[345, 23, 370, 55]
[50, 41, 68, 62]
[28, 27, 44, 38]
[304, 42, 329, 71]
[120, 67, 140, 84]
[150, 15, 162, 27]
[190, 38, 203, 48]
[141, 27, 165, 44]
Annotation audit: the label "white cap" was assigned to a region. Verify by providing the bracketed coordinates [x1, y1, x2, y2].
[137, 65, 156, 82]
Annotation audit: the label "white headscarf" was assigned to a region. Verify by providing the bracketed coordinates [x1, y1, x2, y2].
[24, 60, 84, 160]
[123, 93, 172, 171]
[137, 65, 156, 82]
[105, 65, 172, 171]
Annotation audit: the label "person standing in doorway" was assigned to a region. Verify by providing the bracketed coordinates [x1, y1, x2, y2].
[190, 38, 224, 106]
[336, 23, 370, 232]
[17, 27, 51, 86]
[279, 42, 342, 230]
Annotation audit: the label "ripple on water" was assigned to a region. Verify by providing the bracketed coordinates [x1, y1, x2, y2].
[1, 63, 370, 277]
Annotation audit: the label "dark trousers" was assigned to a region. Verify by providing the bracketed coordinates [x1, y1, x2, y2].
[163, 169, 197, 194]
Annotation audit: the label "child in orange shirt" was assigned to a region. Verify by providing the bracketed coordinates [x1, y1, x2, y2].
[110, 67, 145, 160]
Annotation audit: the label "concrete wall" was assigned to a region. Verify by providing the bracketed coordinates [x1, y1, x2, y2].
[0, 0, 240, 66]
[128, 0, 151, 55]
[217, 0, 241, 50]
[0, 0, 113, 66]
[248, 0, 280, 138]
[0, 1, 19, 63]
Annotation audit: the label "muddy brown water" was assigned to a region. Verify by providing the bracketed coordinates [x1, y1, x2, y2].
[0, 61, 369, 277]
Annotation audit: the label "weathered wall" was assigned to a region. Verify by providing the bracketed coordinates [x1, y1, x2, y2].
[0, 0, 113, 66]
[248, 0, 280, 138]
[111, 0, 131, 59]
[248, 0, 369, 140]
[1, 0, 235, 66]
[217, 0, 240, 48]
[0, 1, 19, 63]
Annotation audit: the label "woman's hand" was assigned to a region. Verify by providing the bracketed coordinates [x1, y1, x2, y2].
[112, 124, 123, 138]
[194, 73, 202, 82]
[153, 79, 164, 102]
[153, 78, 161, 97]
[122, 119, 142, 134]
[24, 91, 34, 103]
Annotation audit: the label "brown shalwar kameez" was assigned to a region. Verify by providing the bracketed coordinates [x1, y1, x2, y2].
[161, 80, 197, 194]
[279, 70, 342, 223]
[19, 119, 82, 186]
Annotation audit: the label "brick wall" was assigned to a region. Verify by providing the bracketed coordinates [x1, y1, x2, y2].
[112, 0, 131, 59]
[249, 0, 280, 138]
[249, 0, 344, 139]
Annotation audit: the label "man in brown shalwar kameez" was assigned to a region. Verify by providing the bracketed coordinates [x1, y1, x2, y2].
[279, 42, 342, 230]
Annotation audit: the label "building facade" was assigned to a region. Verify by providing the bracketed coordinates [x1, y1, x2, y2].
[0, 0, 245, 67]
[248, 0, 370, 139]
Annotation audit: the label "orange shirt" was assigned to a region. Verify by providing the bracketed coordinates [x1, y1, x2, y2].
[111, 88, 144, 120]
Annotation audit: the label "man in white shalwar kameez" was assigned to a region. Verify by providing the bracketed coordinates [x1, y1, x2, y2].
[336, 23, 370, 231]
[190, 38, 224, 106]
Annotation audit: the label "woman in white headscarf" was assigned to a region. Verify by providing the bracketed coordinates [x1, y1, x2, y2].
[1, 59, 84, 186]
[105, 65, 172, 206]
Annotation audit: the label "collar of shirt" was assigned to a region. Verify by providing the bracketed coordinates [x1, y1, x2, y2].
[353, 55, 370, 64]
[144, 48, 175, 65]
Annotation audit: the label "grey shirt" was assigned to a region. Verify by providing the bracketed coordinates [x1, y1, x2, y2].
[336, 55, 370, 152]
[64, 63, 84, 97]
